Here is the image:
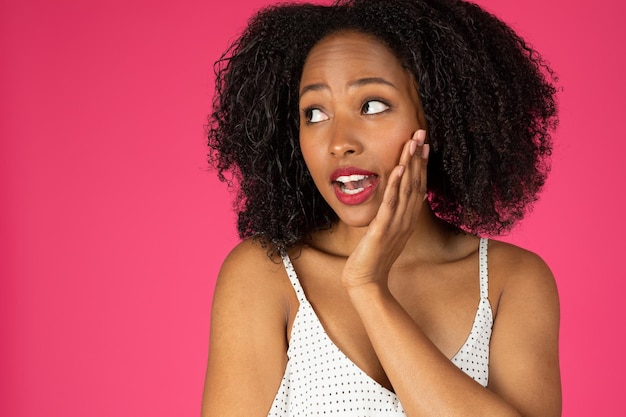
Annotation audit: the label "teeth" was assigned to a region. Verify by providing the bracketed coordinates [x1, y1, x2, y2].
[335, 174, 368, 184]
[342, 187, 365, 195]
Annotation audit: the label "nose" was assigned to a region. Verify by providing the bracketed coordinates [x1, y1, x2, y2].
[328, 116, 363, 157]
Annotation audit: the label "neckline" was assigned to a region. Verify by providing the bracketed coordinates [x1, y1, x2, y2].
[281, 238, 491, 394]
[288, 295, 491, 395]
[289, 298, 400, 396]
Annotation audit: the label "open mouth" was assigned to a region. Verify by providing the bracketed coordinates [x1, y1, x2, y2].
[334, 174, 378, 195]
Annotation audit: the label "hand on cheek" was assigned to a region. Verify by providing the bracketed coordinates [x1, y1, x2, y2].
[341, 129, 429, 289]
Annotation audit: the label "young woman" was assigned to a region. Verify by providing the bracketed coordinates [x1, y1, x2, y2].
[202, 1, 560, 416]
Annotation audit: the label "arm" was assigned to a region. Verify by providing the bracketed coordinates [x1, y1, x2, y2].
[201, 240, 291, 417]
[342, 131, 560, 416]
[346, 248, 560, 417]
[487, 245, 561, 416]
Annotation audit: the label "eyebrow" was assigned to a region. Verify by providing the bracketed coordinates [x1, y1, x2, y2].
[299, 77, 397, 98]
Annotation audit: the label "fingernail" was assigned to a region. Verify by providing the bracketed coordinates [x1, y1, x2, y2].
[409, 140, 417, 156]
[398, 165, 405, 177]
[422, 143, 430, 159]
[416, 129, 426, 145]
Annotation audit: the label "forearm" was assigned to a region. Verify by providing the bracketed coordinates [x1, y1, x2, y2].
[346, 282, 521, 417]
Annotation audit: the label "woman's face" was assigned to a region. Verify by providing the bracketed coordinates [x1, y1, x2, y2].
[299, 31, 425, 228]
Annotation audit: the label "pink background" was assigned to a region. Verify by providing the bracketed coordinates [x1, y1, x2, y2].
[1, 0, 624, 415]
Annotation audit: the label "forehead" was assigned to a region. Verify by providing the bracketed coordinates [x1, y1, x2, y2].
[300, 31, 411, 89]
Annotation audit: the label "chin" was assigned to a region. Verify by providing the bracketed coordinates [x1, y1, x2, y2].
[334, 208, 378, 229]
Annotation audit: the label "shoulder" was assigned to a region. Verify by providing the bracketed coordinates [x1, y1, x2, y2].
[485, 239, 559, 317]
[484, 239, 561, 415]
[486, 239, 555, 285]
[204, 239, 296, 415]
[487, 239, 553, 276]
[218, 238, 286, 282]
[213, 238, 294, 317]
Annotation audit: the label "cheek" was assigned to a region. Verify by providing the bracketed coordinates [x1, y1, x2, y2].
[299, 137, 322, 181]
[374, 122, 416, 161]
[299, 135, 311, 167]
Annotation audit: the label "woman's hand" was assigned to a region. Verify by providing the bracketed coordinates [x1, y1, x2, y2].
[341, 129, 429, 289]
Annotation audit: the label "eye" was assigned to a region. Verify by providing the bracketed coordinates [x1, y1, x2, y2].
[303, 107, 329, 124]
[361, 100, 389, 115]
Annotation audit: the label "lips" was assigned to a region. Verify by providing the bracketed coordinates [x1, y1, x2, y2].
[330, 167, 379, 205]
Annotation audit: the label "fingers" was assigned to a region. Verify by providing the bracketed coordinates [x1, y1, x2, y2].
[420, 141, 429, 197]
[397, 129, 420, 169]
[398, 129, 428, 203]
[345, 130, 430, 285]
[413, 129, 429, 197]
[376, 129, 429, 230]
[380, 135, 415, 212]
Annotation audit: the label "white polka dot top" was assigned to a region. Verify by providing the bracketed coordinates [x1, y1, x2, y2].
[268, 238, 493, 416]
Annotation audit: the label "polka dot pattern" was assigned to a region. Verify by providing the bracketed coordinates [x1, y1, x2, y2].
[268, 238, 492, 416]
[450, 238, 492, 387]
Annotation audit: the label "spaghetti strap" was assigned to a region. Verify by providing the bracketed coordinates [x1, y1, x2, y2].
[479, 238, 489, 299]
[281, 252, 307, 304]
[270, 240, 493, 415]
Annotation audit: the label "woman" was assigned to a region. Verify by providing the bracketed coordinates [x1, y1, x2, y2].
[202, 1, 561, 416]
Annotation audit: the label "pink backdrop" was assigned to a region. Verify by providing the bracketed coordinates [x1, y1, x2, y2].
[1, 0, 624, 415]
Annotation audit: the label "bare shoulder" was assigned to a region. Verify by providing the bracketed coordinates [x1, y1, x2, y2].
[486, 239, 561, 416]
[210, 238, 296, 338]
[209, 237, 295, 353]
[218, 238, 286, 283]
[203, 238, 294, 416]
[486, 239, 559, 310]
[487, 239, 553, 275]
[214, 238, 293, 306]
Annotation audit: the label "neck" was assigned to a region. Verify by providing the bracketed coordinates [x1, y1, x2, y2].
[307, 202, 461, 265]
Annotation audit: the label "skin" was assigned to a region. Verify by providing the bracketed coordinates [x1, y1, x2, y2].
[202, 31, 561, 417]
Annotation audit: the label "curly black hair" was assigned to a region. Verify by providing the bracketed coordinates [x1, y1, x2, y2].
[208, 0, 558, 250]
